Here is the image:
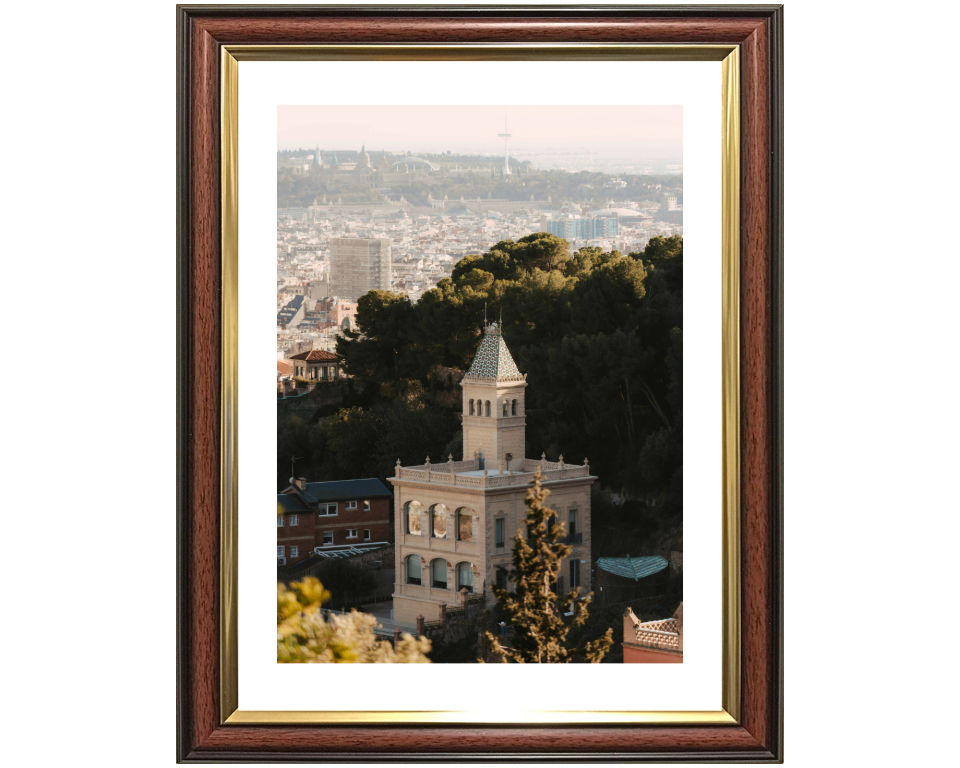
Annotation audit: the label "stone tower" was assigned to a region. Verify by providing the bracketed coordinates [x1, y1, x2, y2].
[460, 322, 527, 471]
[388, 321, 595, 625]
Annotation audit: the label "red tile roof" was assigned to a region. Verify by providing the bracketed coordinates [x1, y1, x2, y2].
[277, 361, 294, 375]
[288, 349, 339, 362]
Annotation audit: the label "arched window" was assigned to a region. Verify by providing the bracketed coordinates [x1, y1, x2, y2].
[405, 501, 424, 536]
[457, 562, 474, 593]
[431, 504, 450, 539]
[469, 399, 475, 416]
[406, 554, 422, 585]
[456, 508, 474, 542]
[502, 401, 508, 417]
[485, 400, 491, 417]
[430, 558, 447, 589]
[511, 399, 517, 416]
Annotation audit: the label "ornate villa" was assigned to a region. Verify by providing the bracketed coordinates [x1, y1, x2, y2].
[389, 322, 596, 624]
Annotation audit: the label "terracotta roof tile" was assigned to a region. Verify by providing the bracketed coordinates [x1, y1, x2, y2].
[289, 350, 339, 362]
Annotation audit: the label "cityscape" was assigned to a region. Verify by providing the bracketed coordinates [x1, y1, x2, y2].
[276, 106, 683, 664]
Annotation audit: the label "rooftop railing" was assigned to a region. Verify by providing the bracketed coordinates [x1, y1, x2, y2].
[395, 455, 591, 489]
[633, 626, 680, 649]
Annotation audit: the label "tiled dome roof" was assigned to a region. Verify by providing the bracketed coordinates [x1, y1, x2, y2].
[464, 323, 524, 382]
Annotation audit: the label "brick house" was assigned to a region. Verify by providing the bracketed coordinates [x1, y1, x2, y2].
[287, 349, 340, 381]
[277, 477, 392, 565]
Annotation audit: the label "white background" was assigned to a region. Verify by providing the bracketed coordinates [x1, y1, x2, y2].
[1, 0, 958, 765]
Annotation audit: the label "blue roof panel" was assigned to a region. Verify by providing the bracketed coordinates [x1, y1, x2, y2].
[596, 555, 669, 581]
[303, 478, 392, 502]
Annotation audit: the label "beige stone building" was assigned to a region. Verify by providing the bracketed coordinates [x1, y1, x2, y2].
[328, 237, 391, 302]
[389, 322, 596, 623]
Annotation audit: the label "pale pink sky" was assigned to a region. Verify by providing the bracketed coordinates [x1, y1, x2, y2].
[277, 105, 681, 155]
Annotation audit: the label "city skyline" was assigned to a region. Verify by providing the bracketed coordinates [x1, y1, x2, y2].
[278, 105, 682, 161]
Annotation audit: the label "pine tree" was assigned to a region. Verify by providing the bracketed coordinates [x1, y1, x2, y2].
[481, 469, 613, 663]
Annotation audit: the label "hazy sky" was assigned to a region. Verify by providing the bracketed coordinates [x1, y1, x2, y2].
[277, 105, 681, 156]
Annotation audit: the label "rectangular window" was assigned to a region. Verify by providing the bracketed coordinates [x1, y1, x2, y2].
[321, 366, 328, 379]
[363, 500, 370, 511]
[363, 529, 371, 541]
[346, 500, 358, 510]
[346, 529, 358, 538]
[322, 531, 333, 545]
[277, 546, 284, 557]
[277, 515, 284, 527]
[568, 510, 577, 538]
[570, 558, 581, 588]
[289, 514, 299, 526]
[495, 518, 505, 548]
[290, 546, 299, 558]
[318, 503, 337, 516]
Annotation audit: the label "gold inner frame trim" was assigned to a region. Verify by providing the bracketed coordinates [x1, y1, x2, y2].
[219, 43, 740, 726]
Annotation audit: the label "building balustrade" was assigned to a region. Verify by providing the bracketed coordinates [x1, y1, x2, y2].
[396, 457, 590, 489]
[634, 627, 680, 649]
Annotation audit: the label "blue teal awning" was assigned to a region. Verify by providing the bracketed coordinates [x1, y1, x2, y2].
[596, 555, 668, 581]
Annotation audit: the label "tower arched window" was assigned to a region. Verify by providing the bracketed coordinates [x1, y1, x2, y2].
[431, 504, 450, 539]
[405, 501, 424, 536]
[511, 399, 517, 416]
[456, 508, 474, 542]
[406, 554, 422, 585]
[469, 399, 475, 416]
[502, 401, 508, 417]
[430, 558, 447, 589]
[485, 400, 491, 417]
[457, 562, 474, 593]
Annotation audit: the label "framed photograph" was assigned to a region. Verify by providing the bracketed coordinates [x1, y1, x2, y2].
[177, 4, 783, 762]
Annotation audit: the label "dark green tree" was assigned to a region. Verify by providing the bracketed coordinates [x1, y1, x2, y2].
[482, 470, 613, 663]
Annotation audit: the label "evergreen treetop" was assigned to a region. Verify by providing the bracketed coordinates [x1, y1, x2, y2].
[482, 469, 613, 663]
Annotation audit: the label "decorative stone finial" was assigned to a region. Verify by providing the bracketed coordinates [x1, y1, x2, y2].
[559, 454, 564, 463]
[425, 456, 430, 465]
[448, 453, 454, 463]
[541, 452, 547, 461]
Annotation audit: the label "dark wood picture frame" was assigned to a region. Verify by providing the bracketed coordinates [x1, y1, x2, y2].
[177, 4, 783, 762]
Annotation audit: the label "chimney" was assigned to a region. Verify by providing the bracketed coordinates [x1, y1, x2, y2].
[294, 477, 307, 491]
[623, 607, 641, 646]
[673, 602, 684, 652]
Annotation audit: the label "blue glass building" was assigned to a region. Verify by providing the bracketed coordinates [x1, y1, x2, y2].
[543, 216, 619, 239]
